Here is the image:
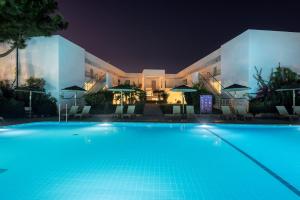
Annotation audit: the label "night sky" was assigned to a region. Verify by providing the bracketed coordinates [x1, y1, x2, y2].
[57, 0, 300, 73]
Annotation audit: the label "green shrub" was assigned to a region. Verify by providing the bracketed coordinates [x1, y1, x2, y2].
[0, 77, 57, 117]
[0, 98, 25, 118]
[249, 100, 277, 114]
[132, 103, 144, 114]
[15, 77, 57, 116]
[89, 103, 114, 114]
[160, 104, 173, 114]
[84, 90, 113, 108]
[252, 65, 300, 111]
[33, 94, 57, 116]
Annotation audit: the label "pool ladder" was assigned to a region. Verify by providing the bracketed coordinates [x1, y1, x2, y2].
[58, 104, 68, 122]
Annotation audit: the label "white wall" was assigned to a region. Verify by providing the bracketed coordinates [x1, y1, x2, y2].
[221, 30, 250, 92]
[0, 37, 60, 100]
[58, 36, 85, 105]
[0, 36, 87, 106]
[248, 30, 300, 93]
[0, 37, 60, 94]
[221, 29, 300, 96]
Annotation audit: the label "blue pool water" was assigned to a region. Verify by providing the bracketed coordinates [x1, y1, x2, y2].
[0, 122, 299, 200]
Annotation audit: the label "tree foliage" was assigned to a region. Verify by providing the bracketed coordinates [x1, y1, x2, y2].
[251, 65, 300, 113]
[84, 90, 114, 107]
[0, 77, 57, 117]
[0, 0, 68, 57]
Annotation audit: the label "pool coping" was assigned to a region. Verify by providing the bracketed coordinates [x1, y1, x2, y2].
[2, 120, 300, 128]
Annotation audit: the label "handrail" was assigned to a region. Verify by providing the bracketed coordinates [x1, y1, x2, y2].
[65, 104, 68, 122]
[198, 73, 221, 97]
[58, 104, 61, 122]
[206, 72, 234, 98]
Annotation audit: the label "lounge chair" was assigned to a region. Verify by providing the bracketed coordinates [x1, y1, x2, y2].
[276, 106, 298, 120]
[124, 105, 136, 118]
[75, 106, 91, 118]
[24, 106, 32, 117]
[173, 105, 181, 117]
[165, 105, 181, 118]
[114, 105, 123, 118]
[293, 106, 300, 116]
[62, 106, 79, 118]
[186, 105, 195, 118]
[221, 106, 236, 120]
[235, 106, 254, 120]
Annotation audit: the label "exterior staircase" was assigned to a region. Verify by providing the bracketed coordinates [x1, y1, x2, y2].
[84, 74, 106, 93]
[199, 72, 234, 109]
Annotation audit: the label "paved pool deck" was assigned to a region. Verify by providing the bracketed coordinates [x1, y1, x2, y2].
[1, 114, 300, 126]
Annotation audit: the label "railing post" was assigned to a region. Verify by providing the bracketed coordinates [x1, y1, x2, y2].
[65, 104, 68, 122]
[58, 104, 61, 122]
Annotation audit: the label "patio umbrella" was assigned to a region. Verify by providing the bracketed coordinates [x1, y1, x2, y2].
[223, 84, 251, 92]
[172, 85, 197, 114]
[223, 84, 251, 109]
[223, 84, 251, 97]
[62, 85, 86, 106]
[108, 85, 135, 114]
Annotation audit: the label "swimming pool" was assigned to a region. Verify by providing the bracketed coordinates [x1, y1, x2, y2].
[0, 122, 299, 200]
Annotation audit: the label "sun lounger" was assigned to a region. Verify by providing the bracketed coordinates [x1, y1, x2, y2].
[221, 106, 236, 120]
[164, 105, 181, 118]
[186, 105, 195, 118]
[173, 105, 181, 116]
[75, 106, 91, 118]
[114, 105, 123, 118]
[293, 106, 300, 116]
[123, 105, 136, 118]
[62, 106, 79, 118]
[235, 106, 254, 120]
[276, 106, 298, 120]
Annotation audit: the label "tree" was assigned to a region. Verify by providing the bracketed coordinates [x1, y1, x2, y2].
[251, 64, 300, 112]
[0, 0, 68, 86]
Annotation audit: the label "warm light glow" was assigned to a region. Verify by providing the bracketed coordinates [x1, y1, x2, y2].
[0, 128, 10, 132]
[98, 123, 112, 127]
[167, 91, 186, 104]
[197, 124, 213, 129]
[210, 80, 221, 94]
[84, 80, 96, 91]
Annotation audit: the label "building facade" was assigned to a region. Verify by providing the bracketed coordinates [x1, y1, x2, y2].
[1, 29, 300, 107]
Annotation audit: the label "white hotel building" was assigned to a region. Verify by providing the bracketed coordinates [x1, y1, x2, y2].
[1, 29, 300, 107]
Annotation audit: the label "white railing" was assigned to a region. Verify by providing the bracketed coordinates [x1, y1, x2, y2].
[58, 104, 68, 122]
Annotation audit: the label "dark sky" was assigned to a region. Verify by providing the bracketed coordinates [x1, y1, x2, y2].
[57, 0, 300, 73]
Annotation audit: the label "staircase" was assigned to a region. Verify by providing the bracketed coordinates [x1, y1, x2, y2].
[84, 74, 106, 93]
[199, 72, 234, 109]
[85, 80, 106, 93]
